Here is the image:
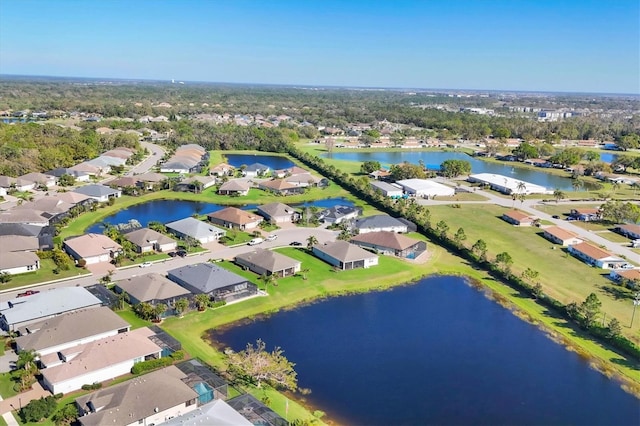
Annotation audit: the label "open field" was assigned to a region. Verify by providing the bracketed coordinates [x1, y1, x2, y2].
[426, 204, 640, 341]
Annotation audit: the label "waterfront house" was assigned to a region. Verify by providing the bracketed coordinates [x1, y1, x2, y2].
[542, 226, 584, 246]
[75, 366, 199, 426]
[256, 202, 301, 224]
[163, 399, 252, 426]
[167, 263, 257, 302]
[175, 175, 217, 192]
[210, 163, 235, 176]
[258, 179, 305, 196]
[317, 205, 361, 225]
[567, 242, 631, 269]
[242, 163, 271, 178]
[166, 217, 227, 245]
[123, 228, 177, 253]
[502, 210, 537, 226]
[235, 248, 301, 277]
[72, 184, 122, 202]
[207, 207, 263, 231]
[40, 327, 162, 394]
[218, 179, 251, 196]
[14, 307, 130, 357]
[63, 233, 122, 265]
[350, 231, 426, 259]
[114, 273, 191, 306]
[312, 240, 379, 270]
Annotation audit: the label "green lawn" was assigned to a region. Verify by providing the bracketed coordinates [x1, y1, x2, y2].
[115, 306, 152, 330]
[0, 259, 87, 291]
[427, 204, 640, 342]
[591, 230, 633, 244]
[0, 372, 17, 399]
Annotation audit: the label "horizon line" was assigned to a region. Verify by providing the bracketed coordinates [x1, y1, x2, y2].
[0, 73, 639, 97]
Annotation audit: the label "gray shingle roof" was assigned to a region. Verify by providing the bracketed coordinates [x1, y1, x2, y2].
[257, 202, 298, 219]
[73, 184, 120, 198]
[165, 217, 226, 240]
[355, 215, 407, 230]
[115, 273, 190, 303]
[124, 228, 176, 248]
[167, 263, 248, 293]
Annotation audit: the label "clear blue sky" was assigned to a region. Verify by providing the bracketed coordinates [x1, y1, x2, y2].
[1, 0, 638, 93]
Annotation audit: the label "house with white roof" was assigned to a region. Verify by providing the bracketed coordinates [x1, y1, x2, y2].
[166, 217, 227, 244]
[72, 184, 122, 202]
[396, 179, 455, 198]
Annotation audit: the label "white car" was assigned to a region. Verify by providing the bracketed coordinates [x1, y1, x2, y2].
[139, 262, 152, 268]
[266, 235, 277, 241]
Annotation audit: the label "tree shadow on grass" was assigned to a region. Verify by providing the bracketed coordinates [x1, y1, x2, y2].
[610, 357, 640, 371]
[599, 285, 633, 301]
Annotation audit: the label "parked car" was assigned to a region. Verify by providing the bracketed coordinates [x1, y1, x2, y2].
[552, 215, 560, 219]
[17, 290, 40, 298]
[168, 251, 177, 257]
[248, 237, 264, 246]
[289, 241, 302, 246]
[139, 262, 152, 268]
[266, 234, 277, 241]
[177, 250, 188, 257]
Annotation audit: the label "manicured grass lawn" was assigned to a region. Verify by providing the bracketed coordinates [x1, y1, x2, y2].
[591, 230, 633, 244]
[427, 204, 640, 342]
[0, 260, 87, 291]
[434, 192, 488, 202]
[115, 306, 152, 330]
[0, 372, 17, 399]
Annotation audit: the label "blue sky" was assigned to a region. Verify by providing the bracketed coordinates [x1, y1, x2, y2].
[0, 0, 638, 93]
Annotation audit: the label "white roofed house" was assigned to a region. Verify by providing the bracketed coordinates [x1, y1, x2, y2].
[166, 217, 227, 244]
[468, 173, 550, 195]
[396, 179, 455, 198]
[370, 180, 403, 198]
[355, 215, 409, 234]
[63, 233, 122, 265]
[72, 184, 122, 202]
[312, 240, 379, 270]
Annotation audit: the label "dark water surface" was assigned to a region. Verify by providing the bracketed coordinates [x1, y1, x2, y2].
[224, 153, 295, 170]
[212, 276, 639, 425]
[86, 198, 354, 232]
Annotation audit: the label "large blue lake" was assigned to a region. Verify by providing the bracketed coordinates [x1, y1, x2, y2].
[326, 152, 582, 191]
[224, 154, 295, 170]
[212, 276, 639, 425]
[86, 198, 354, 232]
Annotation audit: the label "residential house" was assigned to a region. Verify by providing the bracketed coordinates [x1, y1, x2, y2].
[175, 175, 217, 192]
[235, 248, 301, 277]
[54, 191, 94, 207]
[0, 251, 40, 276]
[0, 176, 35, 191]
[570, 208, 601, 222]
[0, 287, 102, 331]
[225, 394, 288, 426]
[609, 268, 640, 284]
[258, 179, 305, 196]
[40, 327, 163, 394]
[19, 172, 56, 188]
[14, 307, 130, 356]
[14, 197, 75, 224]
[369, 169, 392, 180]
[284, 172, 324, 187]
[568, 242, 631, 269]
[0, 209, 50, 226]
[351, 231, 427, 259]
[317, 205, 361, 225]
[114, 273, 191, 306]
[207, 207, 263, 231]
[218, 179, 251, 196]
[0, 223, 55, 250]
[355, 215, 408, 234]
[123, 228, 177, 253]
[45, 168, 91, 182]
[134, 172, 167, 190]
[84, 158, 113, 174]
[615, 224, 640, 240]
[167, 263, 257, 302]
[256, 202, 301, 224]
[502, 210, 537, 226]
[166, 217, 227, 244]
[370, 181, 403, 198]
[75, 366, 200, 426]
[210, 163, 235, 176]
[163, 399, 252, 426]
[68, 162, 103, 176]
[396, 179, 455, 198]
[242, 163, 271, 178]
[72, 184, 122, 202]
[108, 176, 140, 190]
[312, 240, 379, 270]
[160, 158, 200, 174]
[543, 226, 584, 246]
[63, 233, 122, 265]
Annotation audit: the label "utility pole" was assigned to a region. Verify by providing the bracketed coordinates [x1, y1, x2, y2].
[631, 292, 640, 328]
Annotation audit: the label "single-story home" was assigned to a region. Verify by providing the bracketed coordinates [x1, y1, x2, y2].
[14, 307, 130, 357]
[317, 205, 361, 225]
[355, 215, 408, 234]
[207, 207, 263, 231]
[0, 223, 55, 250]
[40, 327, 163, 394]
[543, 226, 584, 246]
[609, 268, 640, 284]
[166, 217, 227, 244]
[615, 224, 640, 240]
[396, 179, 455, 198]
[167, 263, 257, 302]
[242, 163, 271, 178]
[218, 179, 251, 196]
[210, 163, 235, 176]
[124, 228, 177, 253]
[369, 169, 392, 180]
[502, 210, 537, 226]
[351, 231, 427, 259]
[312, 240, 379, 270]
[72, 184, 122, 203]
[114, 273, 191, 306]
[258, 179, 305, 196]
[19, 172, 56, 188]
[370, 181, 403, 198]
[0, 176, 35, 191]
[0, 209, 50, 227]
[0, 251, 40, 275]
[567, 242, 631, 269]
[256, 202, 301, 224]
[75, 366, 200, 426]
[45, 168, 91, 182]
[63, 233, 122, 265]
[0, 287, 102, 332]
[570, 208, 601, 222]
[175, 175, 217, 192]
[235, 248, 301, 277]
[163, 399, 252, 426]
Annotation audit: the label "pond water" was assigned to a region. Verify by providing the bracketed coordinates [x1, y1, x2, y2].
[224, 154, 294, 170]
[86, 198, 353, 233]
[212, 276, 639, 425]
[600, 152, 619, 164]
[326, 151, 580, 191]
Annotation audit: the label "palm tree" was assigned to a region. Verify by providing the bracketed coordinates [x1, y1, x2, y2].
[571, 178, 584, 192]
[261, 273, 277, 292]
[117, 291, 129, 311]
[553, 189, 566, 203]
[195, 294, 210, 311]
[173, 298, 189, 317]
[153, 303, 167, 322]
[306, 235, 318, 250]
[611, 180, 621, 194]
